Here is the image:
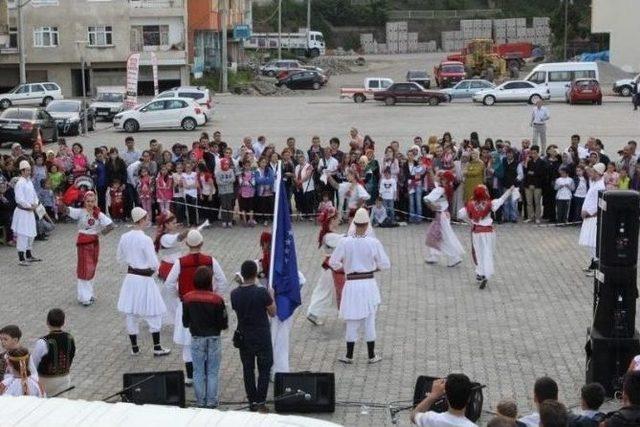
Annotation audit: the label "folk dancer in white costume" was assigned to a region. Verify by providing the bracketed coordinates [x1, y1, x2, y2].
[154, 212, 189, 324]
[165, 229, 227, 385]
[306, 207, 345, 326]
[579, 163, 606, 276]
[423, 170, 464, 267]
[457, 184, 514, 289]
[59, 191, 114, 306]
[12, 160, 42, 266]
[116, 207, 171, 356]
[329, 207, 390, 364]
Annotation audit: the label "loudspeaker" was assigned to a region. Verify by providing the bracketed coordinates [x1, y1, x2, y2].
[593, 265, 638, 338]
[274, 372, 335, 413]
[597, 191, 640, 267]
[122, 370, 185, 407]
[586, 328, 640, 396]
[413, 376, 484, 423]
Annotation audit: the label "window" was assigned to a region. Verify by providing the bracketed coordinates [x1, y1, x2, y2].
[157, 92, 174, 99]
[1, 109, 36, 120]
[457, 81, 471, 90]
[503, 82, 519, 90]
[31, 84, 45, 93]
[549, 71, 572, 82]
[33, 26, 59, 47]
[574, 70, 596, 79]
[144, 101, 166, 111]
[469, 81, 486, 89]
[527, 71, 546, 84]
[32, 0, 58, 5]
[9, 27, 18, 48]
[43, 83, 59, 91]
[166, 100, 187, 109]
[369, 80, 380, 89]
[142, 25, 168, 46]
[88, 26, 113, 46]
[14, 85, 29, 94]
[178, 92, 204, 100]
[381, 80, 391, 89]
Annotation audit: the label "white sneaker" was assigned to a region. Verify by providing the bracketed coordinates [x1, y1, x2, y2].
[153, 347, 171, 357]
[185, 378, 193, 387]
[368, 355, 382, 364]
[338, 356, 353, 364]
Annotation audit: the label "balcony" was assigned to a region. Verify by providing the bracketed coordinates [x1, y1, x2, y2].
[129, 0, 184, 17]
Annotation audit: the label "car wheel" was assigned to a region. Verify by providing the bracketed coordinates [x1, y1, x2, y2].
[0, 99, 11, 109]
[621, 86, 632, 97]
[354, 94, 366, 103]
[384, 96, 396, 106]
[310, 48, 320, 58]
[123, 119, 139, 133]
[483, 95, 496, 106]
[529, 94, 541, 104]
[42, 96, 53, 106]
[428, 97, 440, 106]
[312, 82, 321, 90]
[597, 99, 602, 105]
[181, 117, 197, 131]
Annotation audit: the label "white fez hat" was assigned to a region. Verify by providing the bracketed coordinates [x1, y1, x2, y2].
[19, 160, 31, 170]
[186, 229, 204, 247]
[592, 163, 605, 175]
[131, 207, 147, 223]
[353, 207, 370, 225]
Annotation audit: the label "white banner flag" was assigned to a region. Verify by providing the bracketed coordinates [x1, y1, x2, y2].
[151, 52, 159, 96]
[125, 53, 140, 110]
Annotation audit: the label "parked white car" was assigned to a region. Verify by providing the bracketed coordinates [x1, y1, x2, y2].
[473, 80, 550, 106]
[155, 86, 213, 120]
[0, 82, 63, 109]
[113, 97, 206, 133]
[613, 73, 640, 97]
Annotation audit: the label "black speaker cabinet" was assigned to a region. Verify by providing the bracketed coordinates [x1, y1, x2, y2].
[122, 370, 185, 407]
[593, 265, 638, 338]
[586, 328, 640, 396]
[597, 190, 640, 267]
[413, 376, 484, 423]
[274, 372, 335, 413]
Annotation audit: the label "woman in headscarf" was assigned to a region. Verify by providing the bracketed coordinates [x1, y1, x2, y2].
[462, 149, 484, 202]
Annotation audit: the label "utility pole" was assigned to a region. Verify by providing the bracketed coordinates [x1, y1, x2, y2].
[306, 0, 311, 35]
[76, 40, 89, 135]
[277, 0, 282, 60]
[563, 0, 569, 61]
[221, 0, 228, 92]
[17, 0, 27, 84]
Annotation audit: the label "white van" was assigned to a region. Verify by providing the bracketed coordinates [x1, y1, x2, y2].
[525, 62, 599, 99]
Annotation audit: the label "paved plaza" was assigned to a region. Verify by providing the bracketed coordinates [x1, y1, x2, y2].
[0, 219, 627, 425]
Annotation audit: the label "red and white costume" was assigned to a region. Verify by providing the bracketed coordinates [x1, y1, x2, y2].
[457, 185, 512, 282]
[307, 232, 345, 319]
[165, 253, 227, 363]
[68, 206, 113, 304]
[424, 173, 464, 266]
[156, 232, 184, 325]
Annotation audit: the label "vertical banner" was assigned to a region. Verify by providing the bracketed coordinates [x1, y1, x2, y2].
[124, 53, 140, 110]
[151, 52, 159, 96]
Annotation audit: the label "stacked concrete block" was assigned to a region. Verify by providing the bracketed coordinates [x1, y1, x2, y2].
[407, 32, 418, 52]
[360, 33, 376, 54]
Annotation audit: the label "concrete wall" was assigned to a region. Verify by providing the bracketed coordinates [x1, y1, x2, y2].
[592, 0, 640, 72]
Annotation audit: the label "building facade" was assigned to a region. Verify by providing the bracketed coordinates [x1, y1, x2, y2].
[0, 0, 190, 96]
[591, 0, 640, 72]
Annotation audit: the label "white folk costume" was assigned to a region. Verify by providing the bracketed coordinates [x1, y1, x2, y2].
[579, 166, 606, 265]
[1, 374, 44, 397]
[68, 207, 113, 305]
[165, 237, 227, 380]
[337, 181, 370, 219]
[457, 185, 513, 289]
[307, 232, 344, 322]
[116, 208, 169, 355]
[423, 176, 464, 266]
[328, 208, 390, 363]
[11, 163, 40, 265]
[157, 232, 184, 325]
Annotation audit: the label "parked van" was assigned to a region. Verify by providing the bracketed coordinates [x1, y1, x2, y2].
[525, 62, 599, 99]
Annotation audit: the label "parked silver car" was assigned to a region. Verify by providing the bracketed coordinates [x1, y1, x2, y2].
[440, 79, 494, 100]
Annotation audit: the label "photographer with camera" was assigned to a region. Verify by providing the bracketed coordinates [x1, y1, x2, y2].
[410, 373, 477, 426]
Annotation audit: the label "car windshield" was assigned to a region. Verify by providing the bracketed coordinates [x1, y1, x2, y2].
[47, 102, 79, 112]
[316, 35, 324, 43]
[408, 71, 427, 78]
[442, 65, 464, 73]
[96, 93, 124, 102]
[1, 109, 36, 120]
[8, 85, 24, 94]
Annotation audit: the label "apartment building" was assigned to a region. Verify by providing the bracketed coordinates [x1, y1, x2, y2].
[0, 0, 190, 96]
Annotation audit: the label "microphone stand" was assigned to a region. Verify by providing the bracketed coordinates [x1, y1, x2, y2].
[50, 386, 75, 398]
[101, 375, 157, 403]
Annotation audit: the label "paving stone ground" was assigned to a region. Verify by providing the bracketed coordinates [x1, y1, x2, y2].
[1, 219, 632, 426]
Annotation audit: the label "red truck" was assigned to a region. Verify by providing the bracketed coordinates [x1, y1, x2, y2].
[433, 61, 466, 88]
[447, 41, 533, 71]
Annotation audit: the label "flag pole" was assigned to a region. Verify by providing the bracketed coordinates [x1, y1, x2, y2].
[268, 160, 283, 290]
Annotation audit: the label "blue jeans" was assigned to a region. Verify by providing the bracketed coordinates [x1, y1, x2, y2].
[191, 335, 222, 407]
[408, 187, 423, 222]
[382, 199, 395, 223]
[502, 197, 518, 222]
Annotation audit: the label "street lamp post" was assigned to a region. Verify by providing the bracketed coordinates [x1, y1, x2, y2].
[75, 40, 89, 135]
[563, 0, 571, 61]
[277, 0, 282, 60]
[16, 0, 33, 84]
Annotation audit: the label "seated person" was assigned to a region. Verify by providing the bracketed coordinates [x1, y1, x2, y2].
[539, 400, 568, 427]
[519, 376, 559, 427]
[411, 373, 477, 426]
[568, 383, 606, 426]
[602, 371, 640, 427]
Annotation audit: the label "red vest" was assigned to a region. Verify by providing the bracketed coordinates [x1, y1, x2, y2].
[178, 253, 213, 299]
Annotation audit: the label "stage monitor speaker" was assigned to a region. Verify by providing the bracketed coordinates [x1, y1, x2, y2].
[585, 328, 640, 396]
[413, 376, 484, 423]
[593, 265, 638, 338]
[597, 190, 640, 267]
[122, 370, 185, 407]
[274, 372, 335, 413]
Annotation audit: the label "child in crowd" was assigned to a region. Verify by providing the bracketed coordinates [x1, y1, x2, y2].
[554, 167, 574, 224]
[197, 162, 215, 224]
[137, 166, 154, 220]
[379, 167, 397, 225]
[496, 399, 526, 427]
[603, 162, 620, 190]
[215, 157, 237, 228]
[619, 168, 630, 190]
[571, 165, 588, 222]
[370, 197, 388, 226]
[318, 192, 334, 213]
[172, 162, 186, 225]
[0, 324, 23, 377]
[0, 180, 16, 245]
[0, 347, 44, 397]
[155, 163, 173, 215]
[238, 160, 256, 227]
[48, 164, 64, 192]
[106, 177, 126, 222]
[181, 161, 199, 226]
[33, 155, 48, 193]
[38, 177, 56, 220]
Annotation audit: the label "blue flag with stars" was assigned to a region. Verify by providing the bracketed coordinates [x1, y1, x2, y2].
[272, 179, 301, 321]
